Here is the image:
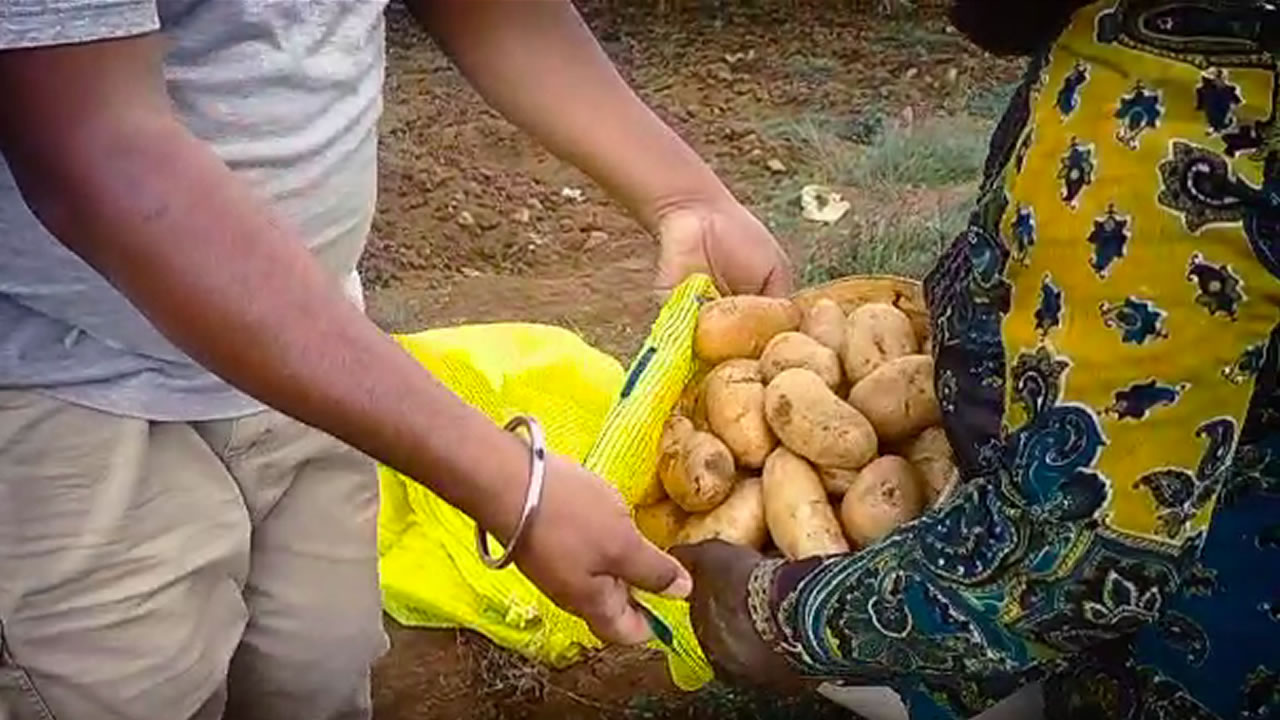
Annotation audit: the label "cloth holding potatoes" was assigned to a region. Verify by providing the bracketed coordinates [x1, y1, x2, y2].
[636, 293, 953, 561]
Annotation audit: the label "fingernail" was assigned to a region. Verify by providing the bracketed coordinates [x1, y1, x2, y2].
[661, 571, 693, 599]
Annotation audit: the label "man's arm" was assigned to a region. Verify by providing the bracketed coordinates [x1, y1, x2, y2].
[0, 32, 687, 644]
[405, 0, 791, 296]
[0, 35, 530, 545]
[407, 0, 724, 231]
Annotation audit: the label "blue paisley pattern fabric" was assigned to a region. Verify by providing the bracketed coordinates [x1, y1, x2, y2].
[753, 2, 1280, 718]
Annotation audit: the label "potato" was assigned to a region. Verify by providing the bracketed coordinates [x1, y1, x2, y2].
[656, 415, 695, 495]
[677, 369, 706, 419]
[847, 355, 942, 444]
[682, 373, 711, 432]
[818, 466, 860, 496]
[675, 477, 768, 550]
[760, 332, 843, 389]
[694, 296, 803, 363]
[635, 500, 688, 550]
[840, 456, 925, 548]
[801, 298, 847, 353]
[841, 302, 918, 384]
[705, 359, 777, 469]
[662, 430, 736, 512]
[764, 368, 878, 469]
[763, 447, 850, 560]
[639, 478, 667, 506]
[900, 426, 960, 507]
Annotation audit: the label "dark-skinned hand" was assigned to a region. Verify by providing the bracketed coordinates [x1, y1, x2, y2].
[669, 540, 816, 693]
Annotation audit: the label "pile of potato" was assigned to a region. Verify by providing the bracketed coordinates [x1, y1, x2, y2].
[635, 294, 960, 560]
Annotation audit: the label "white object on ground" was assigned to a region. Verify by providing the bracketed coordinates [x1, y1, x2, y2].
[800, 184, 852, 224]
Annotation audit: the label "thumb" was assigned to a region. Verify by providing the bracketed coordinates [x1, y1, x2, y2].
[760, 262, 794, 298]
[653, 246, 712, 295]
[616, 536, 693, 599]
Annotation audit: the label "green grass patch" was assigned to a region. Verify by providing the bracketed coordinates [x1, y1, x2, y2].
[964, 80, 1020, 121]
[800, 192, 971, 284]
[755, 106, 992, 287]
[758, 113, 868, 182]
[846, 114, 991, 188]
[761, 112, 990, 189]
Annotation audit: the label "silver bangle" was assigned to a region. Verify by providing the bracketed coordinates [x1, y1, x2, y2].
[476, 415, 548, 570]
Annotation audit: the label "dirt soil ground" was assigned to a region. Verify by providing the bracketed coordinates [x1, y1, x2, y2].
[366, 2, 1020, 717]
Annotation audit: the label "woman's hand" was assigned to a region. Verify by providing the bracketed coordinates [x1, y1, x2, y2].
[512, 454, 694, 645]
[669, 540, 810, 690]
[654, 198, 793, 297]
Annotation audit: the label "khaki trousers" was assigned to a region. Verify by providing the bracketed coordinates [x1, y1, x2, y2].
[0, 390, 388, 720]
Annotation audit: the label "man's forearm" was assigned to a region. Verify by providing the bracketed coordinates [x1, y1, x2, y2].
[409, 0, 732, 231]
[5, 112, 531, 541]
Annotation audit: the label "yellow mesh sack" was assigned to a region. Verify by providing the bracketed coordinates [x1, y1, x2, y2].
[376, 274, 720, 691]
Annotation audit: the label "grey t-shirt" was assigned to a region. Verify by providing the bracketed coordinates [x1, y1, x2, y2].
[0, 0, 388, 420]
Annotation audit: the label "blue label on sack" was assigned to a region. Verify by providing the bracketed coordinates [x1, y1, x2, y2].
[637, 601, 674, 648]
[620, 346, 657, 400]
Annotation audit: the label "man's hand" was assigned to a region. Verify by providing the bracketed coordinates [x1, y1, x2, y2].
[669, 541, 810, 690]
[654, 198, 792, 297]
[516, 455, 692, 645]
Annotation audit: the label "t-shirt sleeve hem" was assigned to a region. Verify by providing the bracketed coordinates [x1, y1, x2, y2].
[0, 1, 160, 51]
